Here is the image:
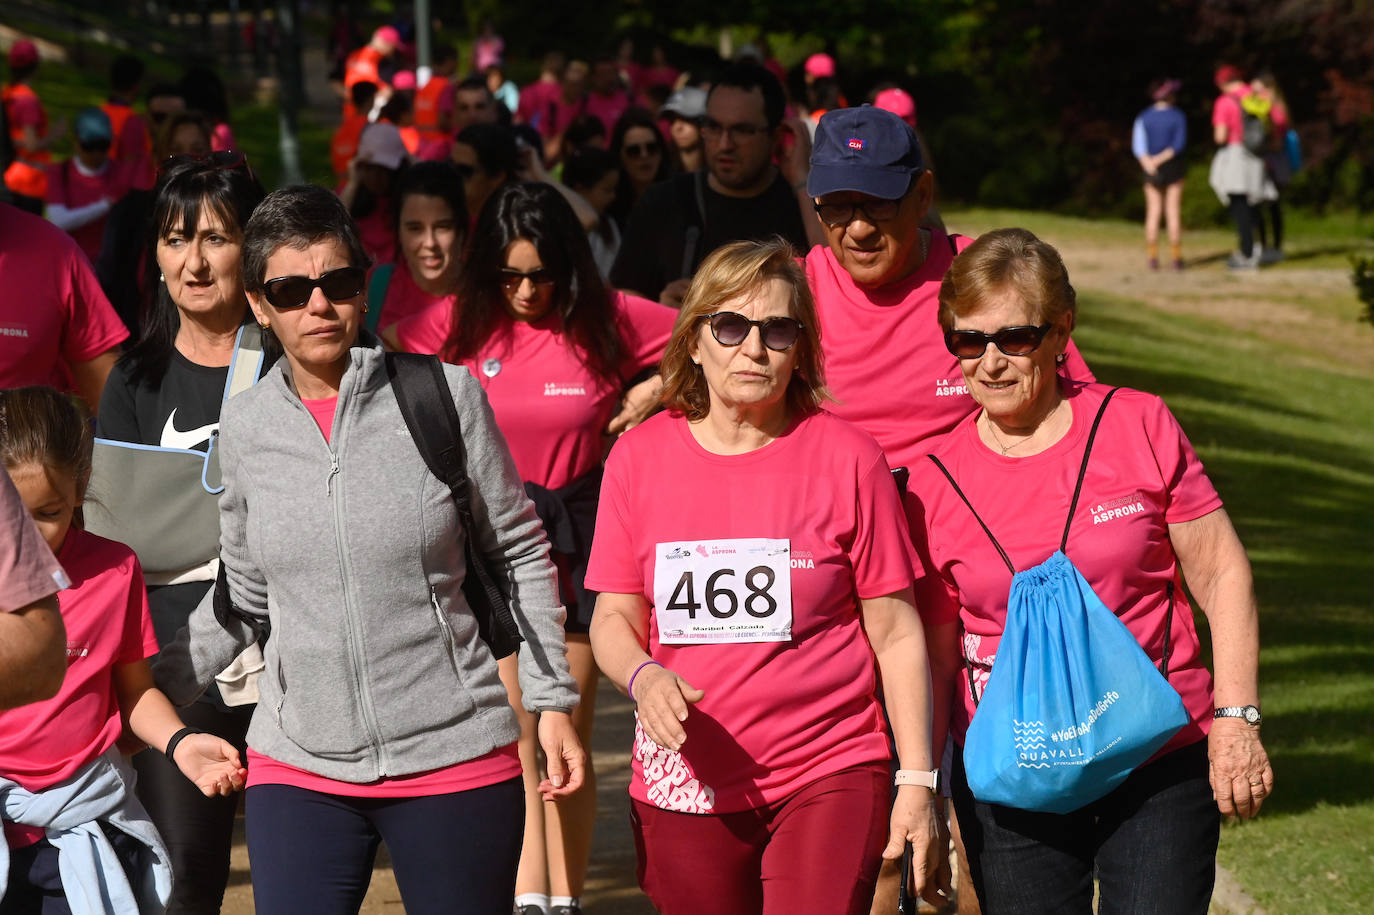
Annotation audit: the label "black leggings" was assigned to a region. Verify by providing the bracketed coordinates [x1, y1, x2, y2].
[1255, 200, 1284, 251]
[245, 777, 524, 915]
[131, 700, 253, 915]
[1227, 194, 1257, 258]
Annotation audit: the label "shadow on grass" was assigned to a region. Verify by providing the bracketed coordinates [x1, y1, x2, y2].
[1075, 305, 1374, 813]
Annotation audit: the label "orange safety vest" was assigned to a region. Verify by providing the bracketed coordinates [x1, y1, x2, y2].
[398, 124, 421, 155]
[331, 113, 368, 177]
[413, 76, 449, 132]
[2, 83, 50, 199]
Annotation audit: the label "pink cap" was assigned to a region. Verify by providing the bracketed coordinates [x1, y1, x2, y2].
[1214, 65, 1243, 89]
[804, 53, 836, 79]
[374, 26, 402, 49]
[874, 88, 917, 128]
[8, 40, 38, 70]
[391, 69, 417, 91]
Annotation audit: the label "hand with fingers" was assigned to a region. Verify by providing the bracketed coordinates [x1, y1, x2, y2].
[172, 734, 248, 797]
[881, 786, 950, 908]
[536, 710, 588, 801]
[1208, 718, 1274, 819]
[630, 661, 704, 753]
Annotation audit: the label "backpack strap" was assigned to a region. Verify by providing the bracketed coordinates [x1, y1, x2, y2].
[675, 172, 707, 278]
[223, 322, 265, 402]
[927, 454, 1015, 575]
[384, 352, 523, 655]
[1059, 386, 1121, 553]
[365, 263, 395, 335]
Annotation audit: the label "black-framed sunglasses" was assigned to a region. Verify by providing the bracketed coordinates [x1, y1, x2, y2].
[262, 266, 367, 310]
[812, 198, 903, 227]
[623, 141, 661, 159]
[701, 311, 804, 352]
[944, 323, 1053, 359]
[499, 267, 556, 293]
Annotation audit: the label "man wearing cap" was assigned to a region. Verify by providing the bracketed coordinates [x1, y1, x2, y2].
[661, 86, 706, 174]
[3, 39, 58, 212]
[46, 107, 138, 263]
[344, 26, 399, 115]
[799, 106, 1090, 473]
[610, 60, 819, 308]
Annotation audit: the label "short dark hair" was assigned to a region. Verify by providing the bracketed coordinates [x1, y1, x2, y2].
[393, 161, 468, 250]
[350, 80, 378, 110]
[708, 61, 785, 128]
[455, 74, 493, 100]
[563, 113, 606, 151]
[456, 122, 516, 178]
[563, 147, 618, 191]
[110, 55, 144, 93]
[242, 185, 370, 295]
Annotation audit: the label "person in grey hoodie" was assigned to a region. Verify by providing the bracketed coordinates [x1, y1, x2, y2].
[153, 184, 586, 915]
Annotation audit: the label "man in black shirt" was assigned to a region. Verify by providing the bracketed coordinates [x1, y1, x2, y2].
[610, 62, 819, 307]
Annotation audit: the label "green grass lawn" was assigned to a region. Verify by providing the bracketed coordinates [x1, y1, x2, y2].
[949, 207, 1374, 913]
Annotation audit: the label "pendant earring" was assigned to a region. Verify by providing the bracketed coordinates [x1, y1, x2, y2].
[159, 272, 165, 282]
[1056, 352, 1067, 364]
[362, 303, 369, 313]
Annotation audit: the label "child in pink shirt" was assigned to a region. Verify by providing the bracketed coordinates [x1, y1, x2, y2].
[0, 387, 245, 910]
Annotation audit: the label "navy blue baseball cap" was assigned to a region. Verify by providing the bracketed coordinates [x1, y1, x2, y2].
[807, 105, 924, 200]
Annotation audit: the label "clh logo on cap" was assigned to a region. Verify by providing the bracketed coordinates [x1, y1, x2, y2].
[847, 137, 865, 150]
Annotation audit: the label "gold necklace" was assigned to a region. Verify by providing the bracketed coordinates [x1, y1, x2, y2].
[983, 399, 1063, 455]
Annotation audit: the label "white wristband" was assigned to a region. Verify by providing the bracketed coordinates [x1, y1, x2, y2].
[894, 768, 939, 791]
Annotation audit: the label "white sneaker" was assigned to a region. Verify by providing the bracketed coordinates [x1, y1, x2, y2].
[1227, 251, 1260, 271]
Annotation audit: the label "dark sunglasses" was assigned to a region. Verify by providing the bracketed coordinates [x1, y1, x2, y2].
[702, 311, 804, 352]
[452, 162, 476, 181]
[499, 267, 556, 293]
[623, 141, 661, 159]
[159, 149, 253, 179]
[262, 266, 367, 310]
[944, 323, 1053, 359]
[812, 198, 903, 227]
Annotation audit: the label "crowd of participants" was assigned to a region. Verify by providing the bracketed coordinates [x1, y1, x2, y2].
[0, 22, 1275, 915]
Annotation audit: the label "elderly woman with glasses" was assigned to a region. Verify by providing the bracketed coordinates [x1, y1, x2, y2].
[906, 228, 1273, 914]
[587, 238, 942, 915]
[153, 184, 586, 914]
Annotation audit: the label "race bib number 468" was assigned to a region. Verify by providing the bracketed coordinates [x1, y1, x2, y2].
[652, 538, 793, 645]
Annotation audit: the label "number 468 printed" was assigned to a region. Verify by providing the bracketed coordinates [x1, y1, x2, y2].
[652, 538, 794, 645]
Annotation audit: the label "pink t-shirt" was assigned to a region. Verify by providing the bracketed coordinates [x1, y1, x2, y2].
[46, 159, 137, 263]
[301, 396, 338, 443]
[584, 410, 918, 814]
[245, 743, 521, 796]
[211, 122, 236, 154]
[377, 262, 454, 332]
[517, 80, 561, 129]
[394, 290, 675, 490]
[805, 240, 1093, 473]
[0, 203, 130, 392]
[1212, 90, 1250, 146]
[355, 203, 396, 265]
[585, 90, 632, 137]
[906, 383, 1221, 757]
[1, 528, 157, 845]
[0, 468, 67, 615]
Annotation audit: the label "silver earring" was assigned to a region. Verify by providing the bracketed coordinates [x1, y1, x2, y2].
[159, 272, 165, 282]
[1056, 352, 1067, 364]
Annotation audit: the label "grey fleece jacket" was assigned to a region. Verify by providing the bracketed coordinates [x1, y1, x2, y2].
[154, 341, 576, 782]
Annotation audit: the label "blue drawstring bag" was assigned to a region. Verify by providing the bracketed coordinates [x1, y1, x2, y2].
[930, 388, 1187, 814]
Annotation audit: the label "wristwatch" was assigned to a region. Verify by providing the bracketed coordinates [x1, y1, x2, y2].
[1213, 705, 1262, 726]
[894, 769, 940, 791]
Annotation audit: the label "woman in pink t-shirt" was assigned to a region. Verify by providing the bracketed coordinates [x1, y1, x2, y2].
[369, 161, 467, 338]
[587, 239, 943, 914]
[417, 181, 674, 915]
[908, 229, 1273, 913]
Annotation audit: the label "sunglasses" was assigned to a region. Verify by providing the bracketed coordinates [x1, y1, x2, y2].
[452, 162, 476, 182]
[262, 266, 367, 310]
[499, 267, 556, 293]
[702, 312, 804, 352]
[812, 198, 903, 227]
[159, 149, 253, 179]
[944, 323, 1053, 359]
[623, 141, 661, 159]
